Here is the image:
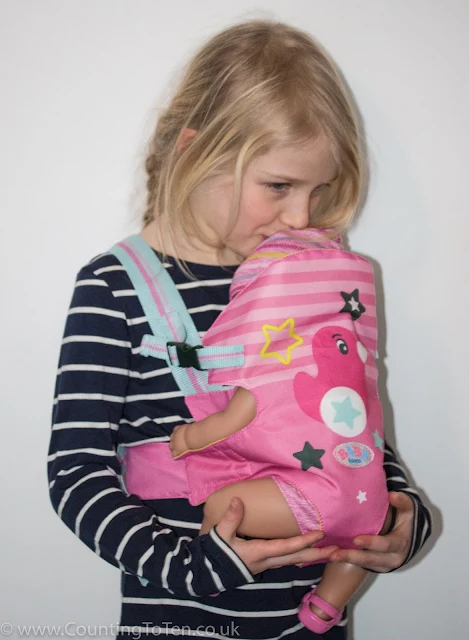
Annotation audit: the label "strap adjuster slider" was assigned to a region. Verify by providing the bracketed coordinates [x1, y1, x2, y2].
[167, 341, 203, 370]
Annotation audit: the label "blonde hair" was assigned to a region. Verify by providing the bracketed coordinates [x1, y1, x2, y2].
[143, 20, 362, 258]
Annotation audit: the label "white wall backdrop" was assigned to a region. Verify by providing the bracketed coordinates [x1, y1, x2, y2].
[1, 1, 467, 638]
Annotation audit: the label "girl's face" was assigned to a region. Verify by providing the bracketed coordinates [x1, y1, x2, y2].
[190, 132, 337, 264]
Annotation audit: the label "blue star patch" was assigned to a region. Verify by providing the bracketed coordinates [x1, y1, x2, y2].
[372, 429, 384, 451]
[331, 396, 361, 429]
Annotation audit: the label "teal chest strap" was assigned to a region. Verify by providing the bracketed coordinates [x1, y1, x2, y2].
[109, 234, 244, 396]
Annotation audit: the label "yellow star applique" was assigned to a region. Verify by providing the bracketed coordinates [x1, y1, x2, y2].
[260, 318, 303, 365]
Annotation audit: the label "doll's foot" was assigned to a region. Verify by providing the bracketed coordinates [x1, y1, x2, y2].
[298, 587, 343, 633]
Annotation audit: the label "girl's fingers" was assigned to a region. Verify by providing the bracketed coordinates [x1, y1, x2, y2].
[227, 526, 336, 575]
[252, 531, 324, 561]
[215, 498, 245, 543]
[329, 533, 408, 571]
[269, 530, 325, 553]
[389, 491, 414, 513]
[329, 548, 399, 572]
[353, 534, 396, 554]
[264, 545, 339, 570]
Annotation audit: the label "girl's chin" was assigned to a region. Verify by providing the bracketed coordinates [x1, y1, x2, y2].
[218, 245, 244, 265]
[253, 235, 269, 250]
[223, 235, 268, 261]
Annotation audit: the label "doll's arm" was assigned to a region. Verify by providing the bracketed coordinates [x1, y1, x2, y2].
[170, 387, 256, 457]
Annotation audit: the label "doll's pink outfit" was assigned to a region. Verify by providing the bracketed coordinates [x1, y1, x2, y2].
[179, 229, 389, 548]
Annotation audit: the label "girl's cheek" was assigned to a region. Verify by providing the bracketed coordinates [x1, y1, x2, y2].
[246, 201, 273, 226]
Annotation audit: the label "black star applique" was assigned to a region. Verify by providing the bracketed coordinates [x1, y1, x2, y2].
[293, 442, 325, 470]
[340, 289, 366, 320]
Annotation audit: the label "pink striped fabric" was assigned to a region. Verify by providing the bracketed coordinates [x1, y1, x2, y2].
[230, 228, 342, 298]
[202, 235, 378, 390]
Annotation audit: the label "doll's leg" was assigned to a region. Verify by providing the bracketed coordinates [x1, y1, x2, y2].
[298, 506, 393, 632]
[199, 477, 302, 537]
[308, 562, 369, 620]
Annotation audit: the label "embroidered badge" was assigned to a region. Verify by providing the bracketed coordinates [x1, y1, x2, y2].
[333, 442, 374, 468]
[293, 441, 325, 470]
[340, 289, 366, 320]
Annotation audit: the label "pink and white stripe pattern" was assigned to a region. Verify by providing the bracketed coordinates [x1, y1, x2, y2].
[204, 234, 378, 390]
[230, 228, 343, 299]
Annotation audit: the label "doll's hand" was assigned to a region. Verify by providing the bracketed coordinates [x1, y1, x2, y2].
[214, 497, 338, 575]
[328, 491, 414, 572]
[169, 424, 191, 458]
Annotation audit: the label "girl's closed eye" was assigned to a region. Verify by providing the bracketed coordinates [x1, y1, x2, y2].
[266, 182, 330, 197]
[266, 182, 292, 195]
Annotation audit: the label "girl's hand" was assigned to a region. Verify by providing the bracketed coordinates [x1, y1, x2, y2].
[328, 492, 415, 572]
[214, 497, 338, 574]
[169, 424, 190, 458]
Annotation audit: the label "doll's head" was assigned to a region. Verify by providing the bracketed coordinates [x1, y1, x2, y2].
[229, 228, 343, 299]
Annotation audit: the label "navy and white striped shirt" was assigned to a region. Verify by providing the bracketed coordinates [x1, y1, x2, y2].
[48, 246, 432, 639]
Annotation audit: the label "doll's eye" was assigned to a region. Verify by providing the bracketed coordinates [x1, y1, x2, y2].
[335, 338, 348, 354]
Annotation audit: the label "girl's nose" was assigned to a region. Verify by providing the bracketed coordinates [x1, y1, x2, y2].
[280, 206, 310, 230]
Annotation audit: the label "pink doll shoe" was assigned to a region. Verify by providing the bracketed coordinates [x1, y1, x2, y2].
[298, 587, 344, 634]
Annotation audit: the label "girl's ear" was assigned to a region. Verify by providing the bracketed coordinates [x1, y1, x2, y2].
[177, 128, 197, 153]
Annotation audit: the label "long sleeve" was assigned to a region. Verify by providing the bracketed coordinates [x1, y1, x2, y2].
[383, 441, 432, 566]
[48, 261, 254, 596]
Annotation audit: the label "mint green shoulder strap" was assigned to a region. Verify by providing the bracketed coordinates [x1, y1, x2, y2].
[109, 235, 244, 396]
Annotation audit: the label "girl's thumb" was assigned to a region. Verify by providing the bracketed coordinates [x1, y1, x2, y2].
[215, 497, 244, 541]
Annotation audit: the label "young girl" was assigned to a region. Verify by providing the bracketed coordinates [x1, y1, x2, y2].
[48, 20, 432, 639]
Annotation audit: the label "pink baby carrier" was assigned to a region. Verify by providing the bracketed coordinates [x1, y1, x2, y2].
[110, 233, 389, 550]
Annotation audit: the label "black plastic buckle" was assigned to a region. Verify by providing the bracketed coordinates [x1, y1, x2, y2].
[167, 342, 203, 370]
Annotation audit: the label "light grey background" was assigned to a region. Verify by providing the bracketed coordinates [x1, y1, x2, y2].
[1, 0, 467, 638]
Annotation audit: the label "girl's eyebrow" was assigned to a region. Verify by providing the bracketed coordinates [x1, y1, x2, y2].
[260, 171, 338, 184]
